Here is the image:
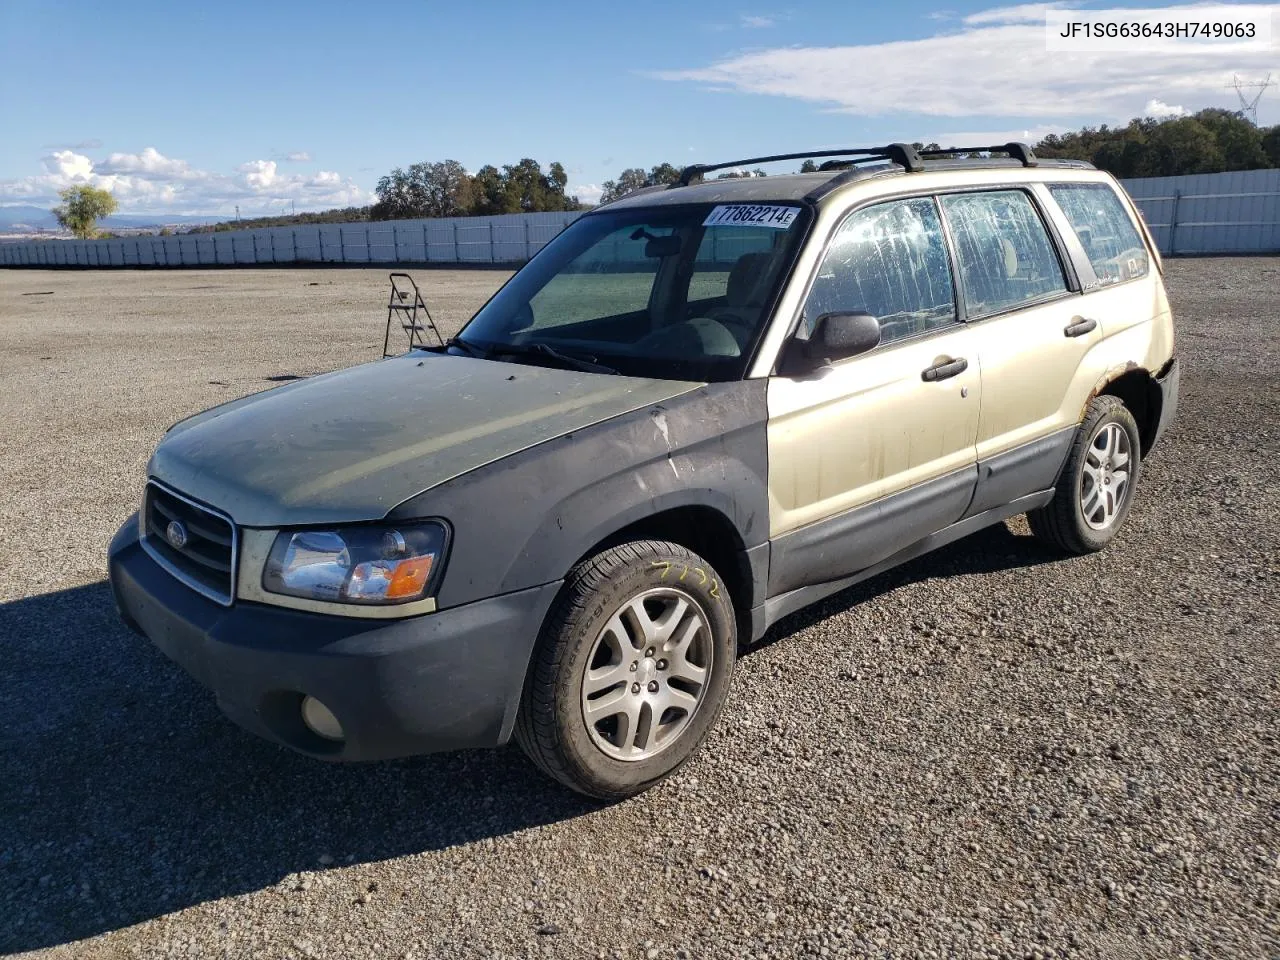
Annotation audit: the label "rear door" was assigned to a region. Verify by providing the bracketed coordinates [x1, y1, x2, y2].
[766, 196, 980, 595]
[935, 188, 1088, 515]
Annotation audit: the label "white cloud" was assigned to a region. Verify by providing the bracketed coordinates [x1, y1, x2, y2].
[656, 2, 1280, 122]
[98, 147, 199, 180]
[913, 124, 1071, 146]
[47, 150, 94, 180]
[0, 145, 372, 214]
[1143, 98, 1188, 118]
[741, 14, 777, 28]
[572, 182, 604, 204]
[284, 151, 312, 162]
[961, 2, 1065, 25]
[237, 159, 279, 188]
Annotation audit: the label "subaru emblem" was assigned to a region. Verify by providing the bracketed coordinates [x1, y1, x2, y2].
[166, 520, 189, 550]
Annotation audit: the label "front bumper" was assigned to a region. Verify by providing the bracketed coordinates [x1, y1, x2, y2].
[1151, 357, 1180, 450]
[108, 516, 560, 761]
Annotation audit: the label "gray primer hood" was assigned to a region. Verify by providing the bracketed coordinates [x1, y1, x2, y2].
[150, 352, 698, 526]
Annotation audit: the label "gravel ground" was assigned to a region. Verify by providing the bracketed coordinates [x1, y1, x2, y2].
[1, 262, 1276, 959]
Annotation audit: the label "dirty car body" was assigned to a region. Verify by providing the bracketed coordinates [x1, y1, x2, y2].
[109, 144, 1178, 794]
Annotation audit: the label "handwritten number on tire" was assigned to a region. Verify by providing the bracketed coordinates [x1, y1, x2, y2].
[650, 561, 721, 602]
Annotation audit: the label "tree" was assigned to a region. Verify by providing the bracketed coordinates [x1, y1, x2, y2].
[371, 160, 472, 220]
[1263, 125, 1280, 167]
[419, 159, 473, 217]
[488, 158, 581, 213]
[647, 162, 681, 186]
[599, 162, 683, 202]
[469, 164, 518, 215]
[1192, 108, 1268, 171]
[371, 166, 424, 219]
[371, 157, 580, 218]
[547, 161, 570, 197]
[600, 168, 650, 203]
[799, 159, 819, 173]
[1138, 117, 1224, 176]
[501, 158, 550, 212]
[469, 165, 514, 215]
[1033, 108, 1277, 177]
[52, 185, 118, 238]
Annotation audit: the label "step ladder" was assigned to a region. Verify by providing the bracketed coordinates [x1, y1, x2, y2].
[383, 272, 444, 357]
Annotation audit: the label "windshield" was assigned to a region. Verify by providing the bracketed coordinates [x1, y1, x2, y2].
[455, 203, 809, 381]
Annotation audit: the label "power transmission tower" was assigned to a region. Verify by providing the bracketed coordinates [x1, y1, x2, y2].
[1229, 73, 1272, 125]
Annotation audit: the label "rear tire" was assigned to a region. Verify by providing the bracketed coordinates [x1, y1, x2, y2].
[514, 540, 737, 800]
[1028, 396, 1142, 554]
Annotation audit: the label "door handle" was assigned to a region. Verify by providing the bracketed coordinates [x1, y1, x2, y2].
[1065, 316, 1098, 337]
[921, 357, 968, 382]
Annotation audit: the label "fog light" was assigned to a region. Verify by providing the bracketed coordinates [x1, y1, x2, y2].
[301, 695, 344, 741]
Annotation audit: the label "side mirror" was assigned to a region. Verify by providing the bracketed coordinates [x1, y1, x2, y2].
[802, 311, 881, 364]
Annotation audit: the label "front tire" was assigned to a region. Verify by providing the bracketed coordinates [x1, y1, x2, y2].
[1028, 396, 1142, 554]
[514, 540, 737, 800]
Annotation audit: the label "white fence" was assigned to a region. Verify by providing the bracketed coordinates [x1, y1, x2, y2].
[0, 211, 582, 268]
[4, 170, 1280, 266]
[1123, 168, 1280, 256]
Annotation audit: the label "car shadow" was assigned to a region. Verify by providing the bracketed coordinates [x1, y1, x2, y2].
[0, 581, 599, 953]
[751, 520, 1063, 649]
[1, 520, 1059, 952]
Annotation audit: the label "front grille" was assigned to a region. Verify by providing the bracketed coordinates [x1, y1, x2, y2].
[141, 482, 237, 606]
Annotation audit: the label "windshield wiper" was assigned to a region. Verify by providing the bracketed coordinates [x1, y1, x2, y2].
[445, 336, 488, 359]
[496, 341, 619, 375]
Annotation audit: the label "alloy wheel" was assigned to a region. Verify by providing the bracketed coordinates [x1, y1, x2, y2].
[580, 587, 713, 761]
[1080, 421, 1132, 530]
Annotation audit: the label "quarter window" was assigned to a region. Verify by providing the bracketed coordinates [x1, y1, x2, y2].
[940, 191, 1068, 319]
[1049, 183, 1150, 283]
[803, 197, 957, 345]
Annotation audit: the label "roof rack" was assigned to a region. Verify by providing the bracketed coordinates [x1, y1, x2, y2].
[673, 141, 1042, 187]
[918, 142, 1038, 166]
[675, 145, 924, 185]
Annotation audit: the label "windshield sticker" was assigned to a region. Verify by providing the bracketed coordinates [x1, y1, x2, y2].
[702, 204, 799, 229]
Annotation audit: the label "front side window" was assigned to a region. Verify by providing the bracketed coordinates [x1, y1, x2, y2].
[458, 204, 807, 381]
[802, 197, 957, 345]
[1049, 183, 1150, 284]
[940, 190, 1068, 319]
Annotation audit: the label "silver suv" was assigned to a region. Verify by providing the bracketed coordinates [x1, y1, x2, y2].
[109, 143, 1179, 799]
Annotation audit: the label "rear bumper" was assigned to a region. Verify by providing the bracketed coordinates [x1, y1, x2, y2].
[1152, 357, 1180, 450]
[108, 516, 559, 761]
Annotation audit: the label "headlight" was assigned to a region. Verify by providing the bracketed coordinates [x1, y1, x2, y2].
[262, 522, 447, 605]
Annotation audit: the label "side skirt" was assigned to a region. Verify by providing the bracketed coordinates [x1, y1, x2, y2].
[965, 426, 1074, 519]
[756, 489, 1054, 637]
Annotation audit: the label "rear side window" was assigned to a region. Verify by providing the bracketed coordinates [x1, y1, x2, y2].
[1049, 183, 1149, 284]
[803, 197, 957, 345]
[940, 190, 1068, 319]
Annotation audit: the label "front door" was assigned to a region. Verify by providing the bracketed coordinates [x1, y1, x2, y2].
[766, 196, 980, 595]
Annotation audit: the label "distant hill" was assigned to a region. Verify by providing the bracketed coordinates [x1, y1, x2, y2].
[0, 205, 214, 231]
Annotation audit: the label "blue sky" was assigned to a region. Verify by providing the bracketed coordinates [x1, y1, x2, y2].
[1, 0, 1276, 215]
